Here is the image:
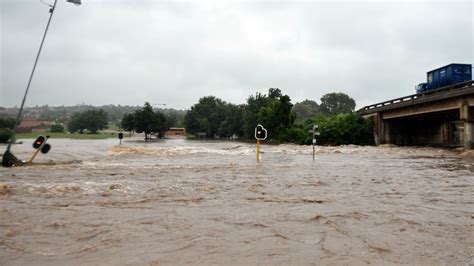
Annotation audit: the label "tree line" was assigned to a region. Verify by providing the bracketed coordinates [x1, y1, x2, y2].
[0, 89, 373, 145]
[183, 88, 373, 145]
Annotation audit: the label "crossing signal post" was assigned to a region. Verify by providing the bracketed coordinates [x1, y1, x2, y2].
[255, 124, 267, 161]
[28, 135, 51, 164]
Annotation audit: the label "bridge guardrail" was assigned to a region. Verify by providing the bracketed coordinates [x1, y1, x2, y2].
[358, 80, 474, 113]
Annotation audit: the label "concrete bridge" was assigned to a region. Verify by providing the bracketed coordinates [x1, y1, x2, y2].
[358, 80, 474, 149]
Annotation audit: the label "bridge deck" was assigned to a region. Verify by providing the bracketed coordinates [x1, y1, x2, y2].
[358, 80, 474, 116]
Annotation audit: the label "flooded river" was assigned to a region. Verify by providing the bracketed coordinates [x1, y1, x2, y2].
[0, 138, 473, 265]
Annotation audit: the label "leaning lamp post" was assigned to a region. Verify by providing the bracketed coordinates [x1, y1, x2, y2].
[2, 0, 81, 167]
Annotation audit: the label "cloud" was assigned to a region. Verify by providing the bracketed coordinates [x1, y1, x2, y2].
[1, 0, 472, 109]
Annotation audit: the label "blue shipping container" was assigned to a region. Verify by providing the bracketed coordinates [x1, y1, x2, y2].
[426, 63, 472, 90]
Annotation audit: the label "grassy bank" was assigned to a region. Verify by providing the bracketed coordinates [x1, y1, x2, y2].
[15, 132, 117, 140]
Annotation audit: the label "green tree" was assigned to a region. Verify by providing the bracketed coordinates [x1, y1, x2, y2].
[218, 103, 244, 138]
[320, 92, 356, 116]
[292, 100, 321, 124]
[0, 117, 16, 143]
[68, 109, 108, 134]
[304, 113, 374, 145]
[0, 117, 16, 129]
[242, 92, 270, 139]
[258, 94, 295, 141]
[242, 88, 295, 142]
[68, 112, 86, 133]
[120, 102, 167, 140]
[165, 114, 178, 129]
[184, 96, 228, 138]
[121, 113, 135, 132]
[50, 124, 64, 133]
[0, 128, 13, 143]
[268, 88, 282, 99]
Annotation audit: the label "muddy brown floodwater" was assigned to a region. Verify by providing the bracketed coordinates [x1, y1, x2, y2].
[0, 138, 473, 265]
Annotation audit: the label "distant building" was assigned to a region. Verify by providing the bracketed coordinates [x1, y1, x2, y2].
[17, 119, 53, 133]
[165, 127, 186, 138]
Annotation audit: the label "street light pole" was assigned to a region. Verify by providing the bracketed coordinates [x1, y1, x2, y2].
[2, 0, 81, 167]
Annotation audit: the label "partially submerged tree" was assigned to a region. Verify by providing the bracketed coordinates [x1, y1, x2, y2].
[68, 109, 108, 134]
[184, 96, 228, 138]
[0, 117, 16, 129]
[242, 88, 295, 141]
[121, 102, 167, 140]
[50, 124, 65, 133]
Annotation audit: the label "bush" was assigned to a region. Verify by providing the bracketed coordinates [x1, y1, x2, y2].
[303, 113, 374, 146]
[68, 109, 108, 134]
[0, 117, 15, 129]
[281, 126, 310, 145]
[0, 128, 13, 143]
[50, 124, 65, 133]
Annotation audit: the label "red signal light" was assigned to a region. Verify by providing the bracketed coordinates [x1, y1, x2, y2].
[32, 135, 46, 149]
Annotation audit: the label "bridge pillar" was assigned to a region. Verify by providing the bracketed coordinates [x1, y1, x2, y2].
[373, 113, 383, 145]
[383, 119, 393, 144]
[461, 103, 473, 149]
[372, 113, 391, 145]
[465, 122, 474, 149]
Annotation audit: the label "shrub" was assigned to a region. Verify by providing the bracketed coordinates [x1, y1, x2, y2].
[0, 117, 15, 129]
[0, 128, 13, 143]
[281, 126, 310, 145]
[50, 124, 65, 133]
[304, 113, 374, 146]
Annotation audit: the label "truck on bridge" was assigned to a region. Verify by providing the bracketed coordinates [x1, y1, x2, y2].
[416, 63, 472, 94]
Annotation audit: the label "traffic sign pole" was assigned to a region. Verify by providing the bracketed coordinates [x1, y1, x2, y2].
[256, 139, 260, 161]
[28, 147, 42, 164]
[28, 135, 49, 164]
[118, 132, 123, 145]
[311, 125, 319, 161]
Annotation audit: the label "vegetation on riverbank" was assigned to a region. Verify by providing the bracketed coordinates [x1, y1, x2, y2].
[1, 89, 373, 146]
[183, 88, 373, 145]
[14, 132, 117, 140]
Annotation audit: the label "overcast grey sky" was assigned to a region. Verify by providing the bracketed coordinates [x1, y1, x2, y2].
[1, 0, 472, 110]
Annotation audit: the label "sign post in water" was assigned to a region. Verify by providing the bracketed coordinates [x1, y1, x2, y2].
[310, 125, 320, 161]
[118, 132, 124, 145]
